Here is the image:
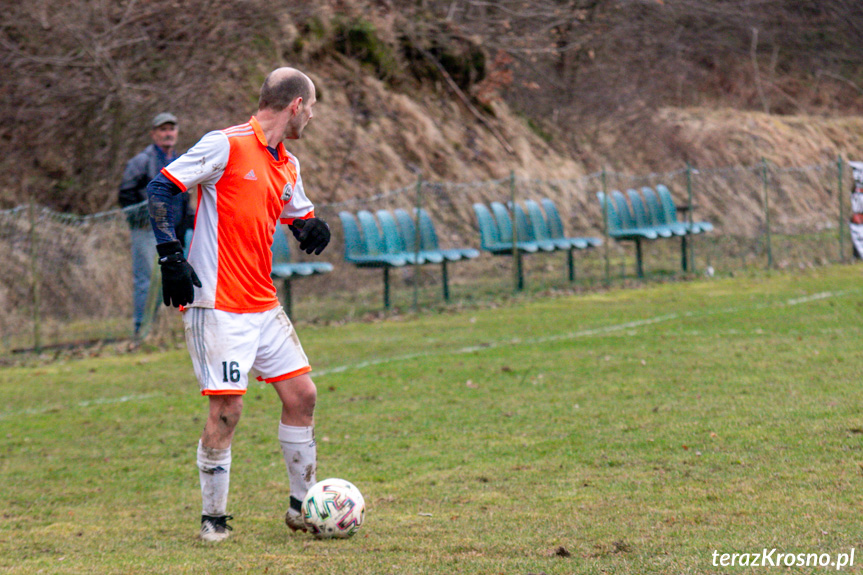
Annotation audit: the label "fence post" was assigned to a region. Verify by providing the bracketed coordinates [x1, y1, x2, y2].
[28, 197, 42, 353]
[837, 155, 845, 263]
[602, 167, 610, 286]
[685, 162, 695, 272]
[510, 170, 523, 292]
[413, 175, 423, 311]
[761, 157, 773, 269]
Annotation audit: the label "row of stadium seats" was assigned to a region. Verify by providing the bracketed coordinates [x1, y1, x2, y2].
[272, 188, 714, 311]
[338, 208, 479, 309]
[473, 199, 602, 290]
[335, 197, 602, 307]
[598, 185, 713, 277]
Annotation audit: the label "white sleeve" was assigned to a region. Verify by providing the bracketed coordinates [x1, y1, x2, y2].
[279, 152, 315, 222]
[851, 161, 863, 187]
[162, 131, 229, 191]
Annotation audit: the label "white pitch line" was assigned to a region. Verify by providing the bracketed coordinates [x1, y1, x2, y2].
[0, 393, 162, 421]
[785, 291, 845, 306]
[453, 313, 681, 353]
[312, 313, 682, 378]
[4, 288, 856, 417]
[313, 289, 858, 379]
[678, 289, 857, 321]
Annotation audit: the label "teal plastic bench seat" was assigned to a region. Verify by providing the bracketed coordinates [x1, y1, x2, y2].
[418, 208, 479, 261]
[387, 208, 478, 302]
[339, 209, 478, 308]
[473, 202, 533, 255]
[654, 184, 713, 271]
[600, 186, 713, 278]
[611, 190, 661, 240]
[598, 190, 658, 278]
[524, 200, 581, 250]
[626, 189, 674, 238]
[377, 210, 441, 263]
[521, 199, 600, 282]
[473, 201, 540, 291]
[598, 191, 658, 242]
[655, 185, 714, 233]
[357, 210, 423, 266]
[392, 209, 478, 262]
[339, 211, 408, 266]
[512, 203, 556, 252]
[270, 224, 333, 317]
[338, 210, 409, 309]
[490, 202, 543, 253]
[474, 200, 598, 289]
[539, 198, 603, 248]
[639, 187, 688, 236]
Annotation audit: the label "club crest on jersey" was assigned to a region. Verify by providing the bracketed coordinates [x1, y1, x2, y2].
[281, 181, 294, 201]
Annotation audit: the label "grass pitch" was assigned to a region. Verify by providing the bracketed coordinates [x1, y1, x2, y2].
[2, 265, 863, 574]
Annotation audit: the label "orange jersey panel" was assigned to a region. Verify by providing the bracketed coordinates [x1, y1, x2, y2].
[162, 117, 313, 313]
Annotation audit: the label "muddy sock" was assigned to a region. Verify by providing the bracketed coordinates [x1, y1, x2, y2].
[197, 440, 231, 517]
[278, 423, 317, 503]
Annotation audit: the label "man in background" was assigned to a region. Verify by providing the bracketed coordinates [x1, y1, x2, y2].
[118, 113, 192, 335]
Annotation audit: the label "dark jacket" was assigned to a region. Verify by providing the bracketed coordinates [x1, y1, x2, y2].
[119, 144, 191, 240]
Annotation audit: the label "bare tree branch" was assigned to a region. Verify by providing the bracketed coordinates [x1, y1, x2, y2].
[405, 33, 516, 155]
[750, 27, 770, 114]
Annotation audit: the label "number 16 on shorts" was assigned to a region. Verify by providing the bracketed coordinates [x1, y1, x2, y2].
[183, 307, 255, 395]
[222, 361, 241, 383]
[183, 306, 311, 396]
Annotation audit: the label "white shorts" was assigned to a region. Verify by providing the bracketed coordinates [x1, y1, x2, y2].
[850, 222, 863, 257]
[183, 306, 311, 396]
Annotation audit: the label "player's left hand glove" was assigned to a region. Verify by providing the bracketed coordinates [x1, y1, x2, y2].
[289, 217, 330, 255]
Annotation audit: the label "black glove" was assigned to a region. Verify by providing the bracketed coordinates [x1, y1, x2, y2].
[289, 217, 331, 255]
[156, 241, 202, 307]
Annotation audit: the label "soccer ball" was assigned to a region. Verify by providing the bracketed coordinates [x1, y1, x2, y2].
[301, 478, 365, 539]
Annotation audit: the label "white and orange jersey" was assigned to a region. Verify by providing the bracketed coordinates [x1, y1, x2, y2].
[161, 116, 314, 313]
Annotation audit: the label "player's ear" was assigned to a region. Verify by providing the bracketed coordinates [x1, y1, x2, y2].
[290, 97, 303, 115]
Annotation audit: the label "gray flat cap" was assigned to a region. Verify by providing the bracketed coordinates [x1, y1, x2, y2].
[151, 112, 178, 128]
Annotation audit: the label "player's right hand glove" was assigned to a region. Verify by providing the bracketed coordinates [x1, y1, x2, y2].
[289, 217, 331, 255]
[156, 241, 202, 307]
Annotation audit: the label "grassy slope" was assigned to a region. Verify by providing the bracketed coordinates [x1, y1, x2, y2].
[1, 265, 862, 574]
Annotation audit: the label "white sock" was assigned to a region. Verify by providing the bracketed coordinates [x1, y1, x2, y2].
[197, 440, 231, 517]
[278, 423, 317, 506]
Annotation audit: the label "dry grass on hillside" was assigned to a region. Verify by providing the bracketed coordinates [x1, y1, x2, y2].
[3, 0, 862, 217]
[291, 59, 587, 206]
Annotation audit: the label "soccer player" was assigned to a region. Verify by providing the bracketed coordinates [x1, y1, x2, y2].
[146, 67, 331, 542]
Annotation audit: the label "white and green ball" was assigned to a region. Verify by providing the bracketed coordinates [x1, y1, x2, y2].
[301, 478, 365, 539]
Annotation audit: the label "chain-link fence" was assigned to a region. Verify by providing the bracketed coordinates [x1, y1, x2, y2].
[0, 159, 852, 354]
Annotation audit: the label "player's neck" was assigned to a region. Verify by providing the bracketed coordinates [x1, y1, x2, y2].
[254, 109, 288, 148]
